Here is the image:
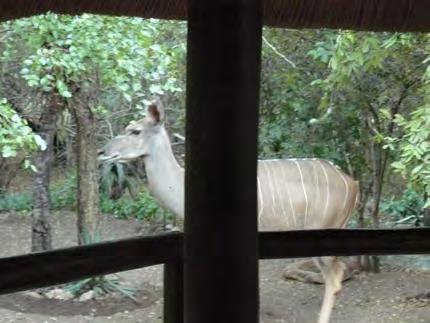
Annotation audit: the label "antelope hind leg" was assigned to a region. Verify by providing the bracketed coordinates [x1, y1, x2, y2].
[283, 258, 354, 284]
[283, 259, 325, 284]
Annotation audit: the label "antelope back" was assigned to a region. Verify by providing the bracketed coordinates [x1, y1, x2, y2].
[257, 159, 358, 231]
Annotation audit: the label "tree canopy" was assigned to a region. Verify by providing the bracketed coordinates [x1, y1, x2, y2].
[1, 14, 429, 222]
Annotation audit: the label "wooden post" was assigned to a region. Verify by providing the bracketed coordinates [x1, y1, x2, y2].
[164, 261, 184, 323]
[185, 1, 262, 323]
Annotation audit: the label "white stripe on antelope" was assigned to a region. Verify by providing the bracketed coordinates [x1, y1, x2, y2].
[256, 159, 356, 231]
[99, 99, 360, 323]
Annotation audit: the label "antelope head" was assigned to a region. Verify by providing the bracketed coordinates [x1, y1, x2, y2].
[99, 99, 166, 163]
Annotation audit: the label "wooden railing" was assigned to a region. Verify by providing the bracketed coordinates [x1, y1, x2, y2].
[0, 228, 429, 323]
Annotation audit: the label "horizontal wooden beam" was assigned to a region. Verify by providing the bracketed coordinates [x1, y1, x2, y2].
[0, 232, 183, 295]
[0, 228, 429, 295]
[1, 0, 430, 31]
[259, 228, 430, 259]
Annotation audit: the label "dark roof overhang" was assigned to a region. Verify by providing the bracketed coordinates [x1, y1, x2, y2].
[1, 0, 429, 32]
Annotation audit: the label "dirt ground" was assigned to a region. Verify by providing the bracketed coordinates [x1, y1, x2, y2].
[0, 211, 429, 323]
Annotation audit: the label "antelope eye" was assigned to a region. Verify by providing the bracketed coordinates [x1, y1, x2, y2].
[131, 130, 141, 135]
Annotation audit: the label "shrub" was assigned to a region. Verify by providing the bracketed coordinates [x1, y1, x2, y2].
[100, 190, 162, 220]
[0, 179, 164, 221]
[0, 193, 32, 212]
[381, 187, 425, 227]
[50, 171, 77, 209]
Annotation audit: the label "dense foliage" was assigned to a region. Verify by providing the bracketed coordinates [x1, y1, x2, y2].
[0, 14, 429, 228]
[0, 98, 45, 161]
[0, 179, 161, 221]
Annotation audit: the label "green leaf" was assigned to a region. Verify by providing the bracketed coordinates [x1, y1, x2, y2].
[2, 146, 17, 158]
[60, 90, 72, 98]
[34, 135, 47, 150]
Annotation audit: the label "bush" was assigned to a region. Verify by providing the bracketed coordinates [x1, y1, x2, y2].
[0, 177, 164, 221]
[381, 187, 425, 227]
[64, 232, 137, 300]
[99, 162, 138, 200]
[65, 275, 137, 300]
[100, 190, 161, 220]
[0, 171, 77, 212]
[0, 193, 32, 212]
[50, 171, 77, 209]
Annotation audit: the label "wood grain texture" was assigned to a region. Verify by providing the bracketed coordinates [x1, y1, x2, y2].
[164, 261, 184, 323]
[1, 0, 430, 31]
[259, 228, 430, 259]
[1, 229, 429, 295]
[184, 1, 261, 322]
[0, 232, 182, 295]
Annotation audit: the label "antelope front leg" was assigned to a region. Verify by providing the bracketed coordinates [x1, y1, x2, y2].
[315, 256, 346, 323]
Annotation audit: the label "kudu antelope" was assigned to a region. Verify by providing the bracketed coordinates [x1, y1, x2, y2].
[99, 100, 359, 323]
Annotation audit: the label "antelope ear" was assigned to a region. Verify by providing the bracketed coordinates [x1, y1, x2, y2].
[147, 98, 165, 125]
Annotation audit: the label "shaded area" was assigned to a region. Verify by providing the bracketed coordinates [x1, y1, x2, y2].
[0, 211, 429, 322]
[260, 261, 430, 323]
[0, 287, 158, 317]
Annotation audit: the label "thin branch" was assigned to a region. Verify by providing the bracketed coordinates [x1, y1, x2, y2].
[105, 119, 114, 138]
[173, 133, 185, 142]
[355, 82, 380, 128]
[262, 36, 296, 68]
[365, 118, 379, 137]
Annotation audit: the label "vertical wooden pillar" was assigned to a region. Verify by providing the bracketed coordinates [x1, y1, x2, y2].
[164, 261, 184, 323]
[185, 1, 262, 323]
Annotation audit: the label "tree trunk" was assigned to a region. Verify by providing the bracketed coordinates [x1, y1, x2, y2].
[356, 182, 372, 271]
[65, 135, 75, 168]
[356, 204, 366, 269]
[364, 80, 408, 273]
[423, 193, 430, 227]
[71, 101, 100, 245]
[370, 142, 391, 273]
[31, 96, 62, 252]
[370, 145, 383, 273]
[423, 208, 430, 227]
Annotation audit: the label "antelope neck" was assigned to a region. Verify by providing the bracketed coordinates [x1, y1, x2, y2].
[143, 128, 184, 218]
